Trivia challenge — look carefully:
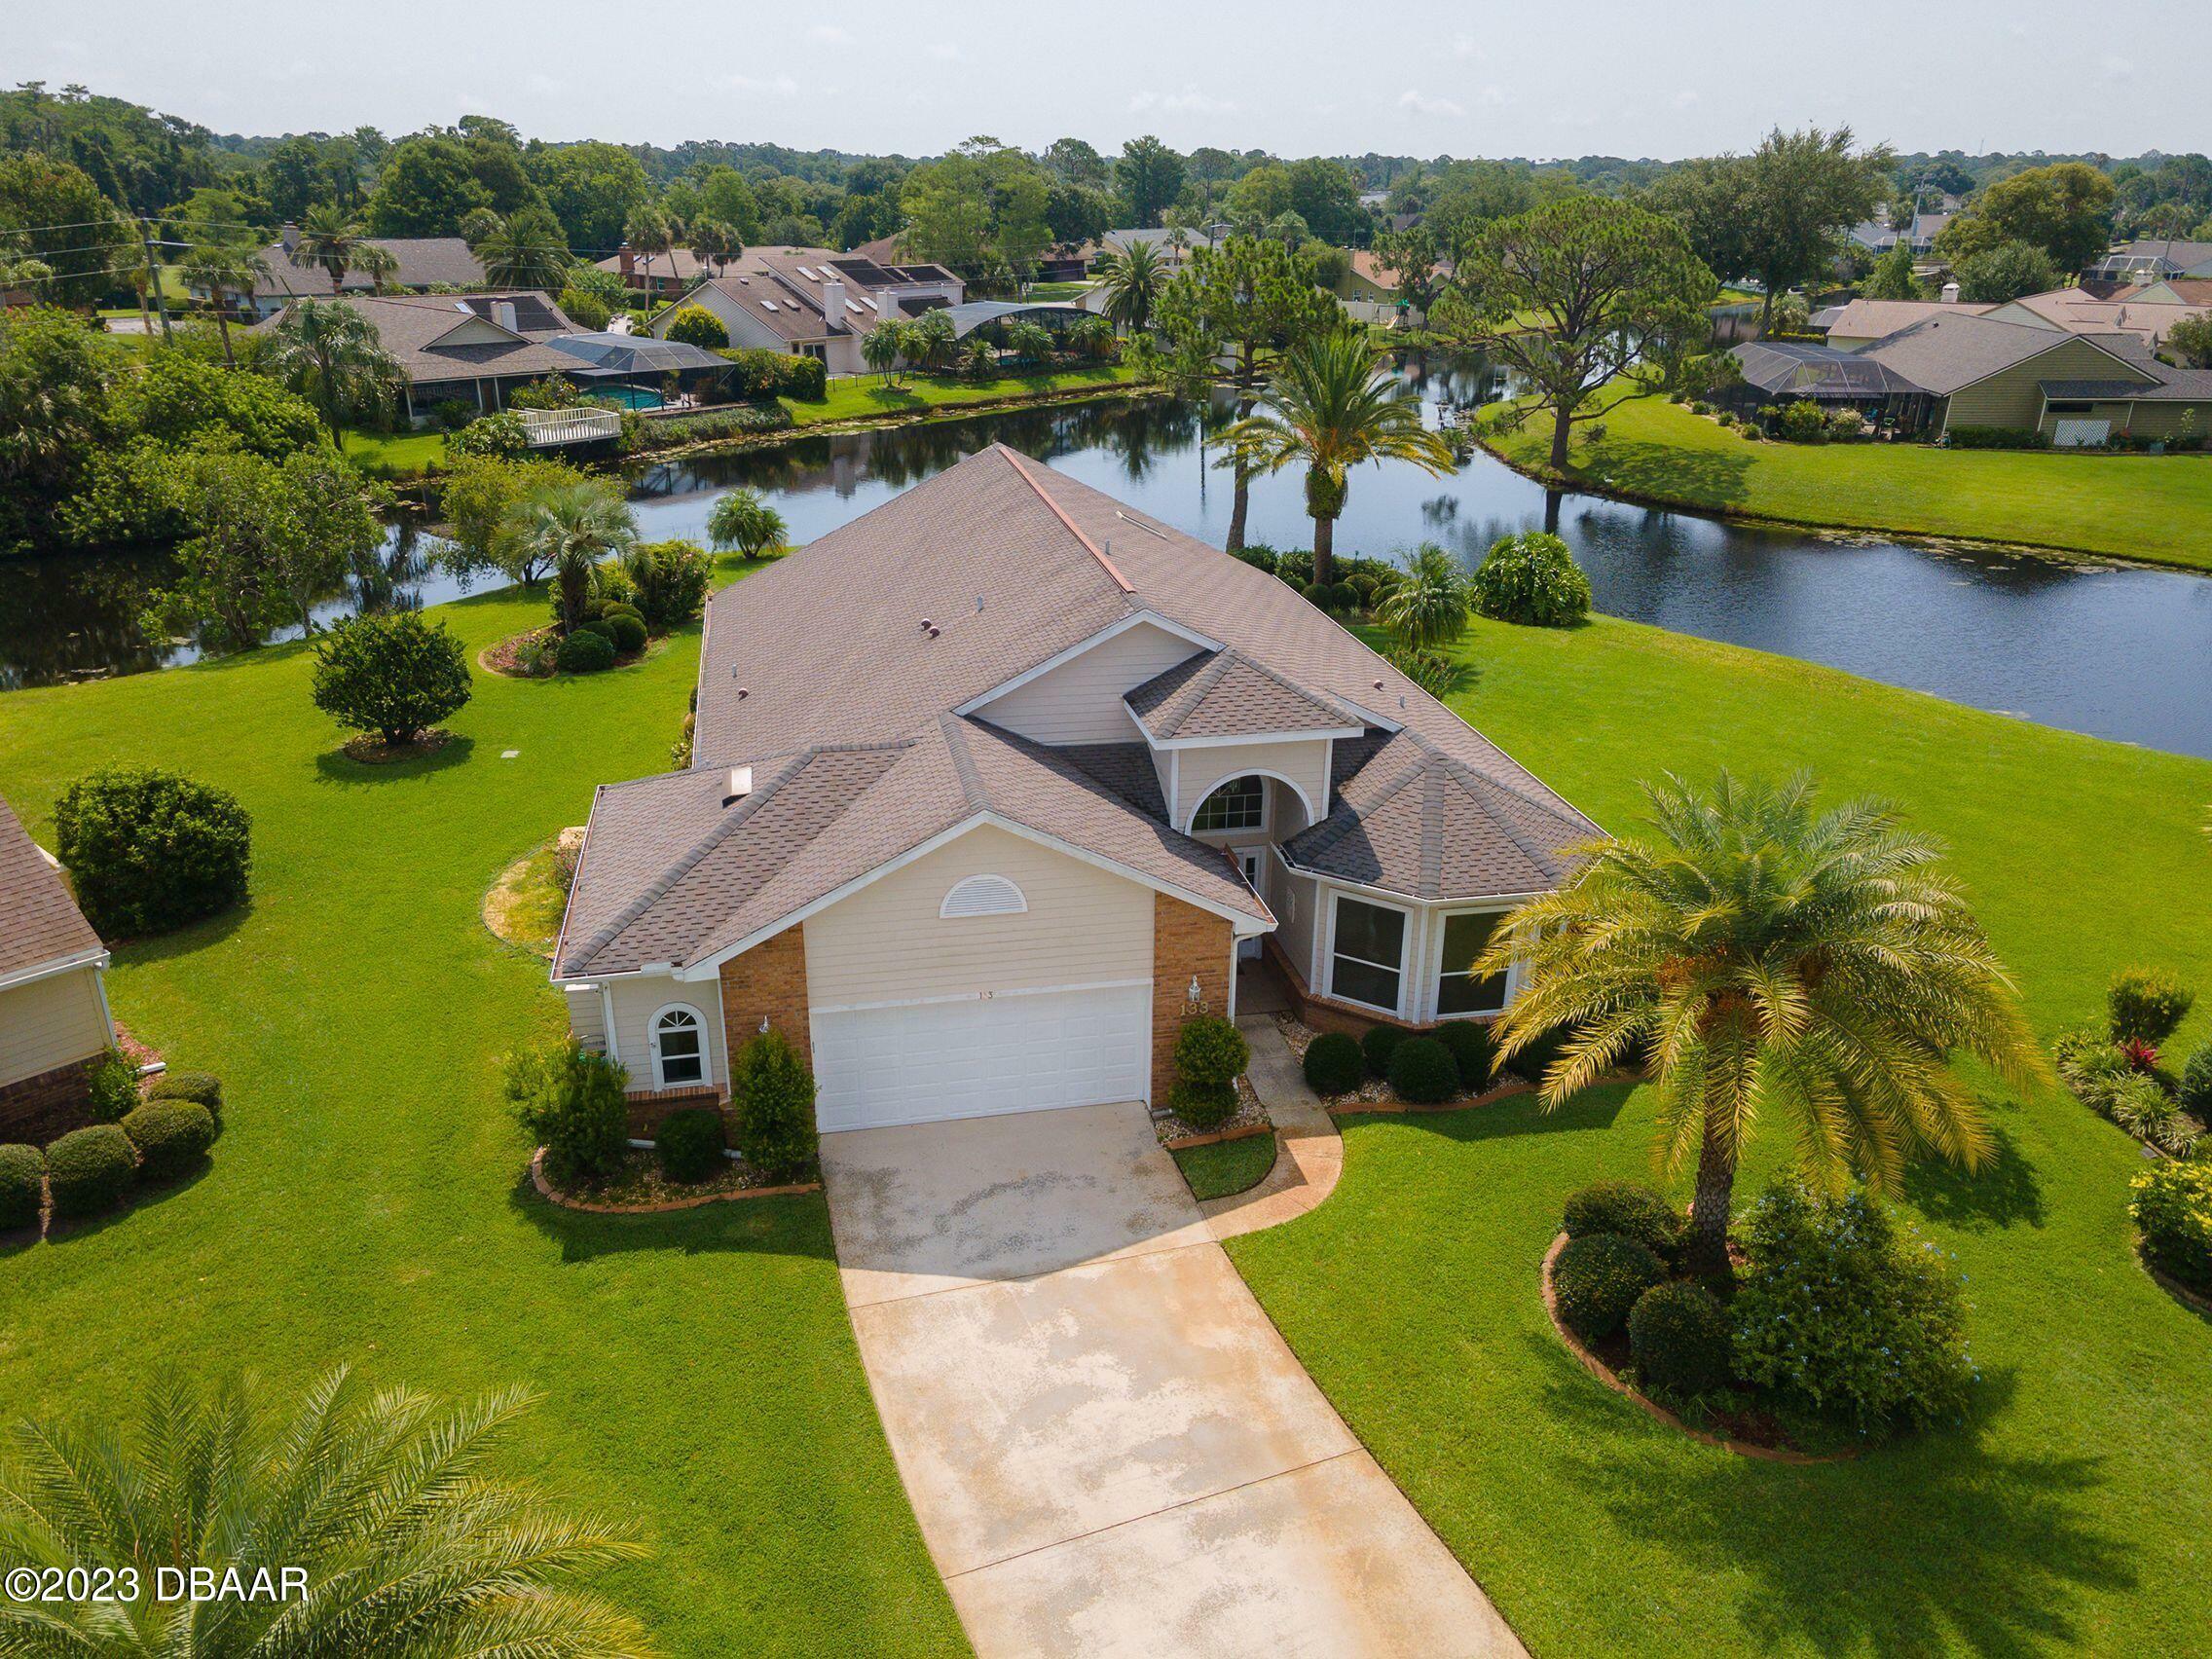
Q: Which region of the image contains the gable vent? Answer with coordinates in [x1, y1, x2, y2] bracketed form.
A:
[940, 873, 1027, 919]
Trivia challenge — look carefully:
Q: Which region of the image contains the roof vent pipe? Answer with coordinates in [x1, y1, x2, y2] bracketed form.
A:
[721, 765, 754, 808]
[1939, 280, 1961, 305]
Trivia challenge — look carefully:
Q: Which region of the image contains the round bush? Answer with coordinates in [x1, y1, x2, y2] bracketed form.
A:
[311, 610, 473, 747]
[1388, 1037, 1459, 1105]
[2178, 1044, 2212, 1120]
[1470, 532, 1592, 628]
[1563, 1180, 1684, 1261]
[1439, 1020, 1494, 1089]
[1168, 1079, 1238, 1130]
[1175, 1014, 1249, 1090]
[44, 1124, 136, 1220]
[1551, 1231, 1666, 1343]
[1628, 1281, 1734, 1398]
[576, 618, 616, 643]
[147, 1071, 222, 1114]
[605, 613, 648, 656]
[2131, 1159, 2212, 1289]
[557, 630, 616, 674]
[1303, 1031, 1364, 1095]
[1507, 1023, 1572, 1088]
[85, 1049, 140, 1123]
[120, 1100, 216, 1179]
[664, 304, 729, 349]
[54, 767, 251, 938]
[1360, 1023, 1405, 1080]
[600, 601, 646, 627]
[655, 1106, 726, 1184]
[2109, 968, 2193, 1046]
[0, 1144, 43, 1231]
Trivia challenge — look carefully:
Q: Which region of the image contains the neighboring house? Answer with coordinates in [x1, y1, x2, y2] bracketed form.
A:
[551, 446, 1600, 1136]
[2116, 276, 2212, 307]
[1334, 249, 1446, 326]
[1982, 287, 2212, 354]
[2084, 240, 2212, 286]
[199, 225, 485, 318]
[1817, 298, 1994, 351]
[1845, 211, 1953, 257]
[597, 244, 727, 297]
[646, 247, 964, 373]
[0, 795, 118, 1144]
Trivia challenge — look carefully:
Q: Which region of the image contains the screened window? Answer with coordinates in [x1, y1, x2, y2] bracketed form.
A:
[1437, 911, 1510, 1015]
[1193, 775, 1265, 833]
[650, 1005, 707, 1088]
[1331, 898, 1405, 1012]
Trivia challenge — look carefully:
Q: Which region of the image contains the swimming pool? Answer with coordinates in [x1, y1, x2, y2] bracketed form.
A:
[585, 386, 663, 411]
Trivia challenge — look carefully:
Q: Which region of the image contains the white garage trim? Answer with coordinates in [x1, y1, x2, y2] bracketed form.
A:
[812, 977, 1153, 1016]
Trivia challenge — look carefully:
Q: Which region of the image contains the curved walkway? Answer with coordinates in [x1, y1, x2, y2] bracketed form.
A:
[1199, 1014, 1344, 1239]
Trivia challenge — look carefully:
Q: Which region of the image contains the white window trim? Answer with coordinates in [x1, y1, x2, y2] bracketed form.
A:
[940, 873, 1029, 918]
[1431, 907, 1518, 1021]
[1325, 891, 1413, 1016]
[1190, 775, 1268, 835]
[647, 1002, 712, 1091]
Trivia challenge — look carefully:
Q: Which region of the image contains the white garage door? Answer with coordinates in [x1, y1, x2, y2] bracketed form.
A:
[812, 982, 1150, 1132]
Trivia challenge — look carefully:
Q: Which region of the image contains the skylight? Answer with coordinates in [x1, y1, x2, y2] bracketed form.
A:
[760, 299, 779, 312]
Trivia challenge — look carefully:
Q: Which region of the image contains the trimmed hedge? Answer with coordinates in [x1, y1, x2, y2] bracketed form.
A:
[54, 767, 252, 938]
[1171, 1014, 1249, 1128]
[121, 1100, 216, 1179]
[86, 1050, 140, 1123]
[1303, 1031, 1364, 1095]
[1507, 1024, 1573, 1088]
[605, 613, 648, 655]
[147, 1072, 222, 1113]
[732, 1030, 817, 1180]
[44, 1124, 136, 1220]
[0, 1144, 42, 1231]
[1552, 1231, 1667, 1342]
[1438, 1020, 1493, 1089]
[1628, 1280, 1735, 1398]
[1563, 1180, 1684, 1262]
[1168, 1080, 1237, 1130]
[557, 630, 616, 674]
[1388, 1037, 1459, 1105]
[656, 1106, 726, 1184]
[1470, 532, 1591, 628]
[1359, 1022, 1404, 1080]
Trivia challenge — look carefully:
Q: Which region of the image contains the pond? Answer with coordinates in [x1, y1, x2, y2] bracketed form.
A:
[7, 369, 2212, 761]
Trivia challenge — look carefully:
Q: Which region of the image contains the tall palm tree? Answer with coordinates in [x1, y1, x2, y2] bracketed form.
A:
[861, 319, 903, 385]
[1375, 542, 1472, 648]
[1476, 771, 2048, 1278]
[264, 298, 405, 438]
[689, 216, 740, 277]
[1092, 239, 1165, 334]
[354, 241, 401, 295]
[179, 240, 271, 367]
[1219, 327, 1455, 584]
[624, 204, 676, 323]
[477, 216, 570, 291]
[505, 480, 640, 630]
[706, 487, 787, 561]
[0, 1366, 650, 1658]
[294, 203, 367, 293]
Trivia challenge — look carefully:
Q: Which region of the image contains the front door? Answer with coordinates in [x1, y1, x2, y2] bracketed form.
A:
[1234, 849, 1265, 960]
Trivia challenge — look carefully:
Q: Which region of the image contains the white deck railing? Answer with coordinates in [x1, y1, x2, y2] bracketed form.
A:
[517, 407, 624, 447]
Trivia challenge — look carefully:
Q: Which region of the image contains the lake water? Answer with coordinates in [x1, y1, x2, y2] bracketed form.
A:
[7, 370, 2212, 760]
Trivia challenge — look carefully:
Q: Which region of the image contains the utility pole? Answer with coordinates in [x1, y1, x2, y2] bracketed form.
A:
[138, 218, 173, 343]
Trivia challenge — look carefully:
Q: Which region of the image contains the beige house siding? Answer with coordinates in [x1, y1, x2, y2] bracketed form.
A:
[803, 825, 1153, 1009]
[1944, 338, 2151, 431]
[598, 976, 730, 1092]
[0, 968, 111, 1088]
[1272, 862, 1320, 988]
[984, 621, 1202, 745]
[1175, 739, 1331, 832]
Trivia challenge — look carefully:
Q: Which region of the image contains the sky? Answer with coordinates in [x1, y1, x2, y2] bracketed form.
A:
[18, 0, 2209, 161]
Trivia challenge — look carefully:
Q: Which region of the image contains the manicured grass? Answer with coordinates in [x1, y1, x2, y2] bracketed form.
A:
[341, 425, 451, 480]
[1481, 388, 2212, 570]
[786, 364, 1143, 426]
[1020, 280, 1095, 301]
[0, 561, 965, 1657]
[1229, 614, 2212, 1656]
[1173, 1131, 1278, 1200]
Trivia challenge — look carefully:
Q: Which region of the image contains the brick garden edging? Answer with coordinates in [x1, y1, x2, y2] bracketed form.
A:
[1540, 1232, 1855, 1466]
[529, 1147, 820, 1214]
[1161, 1120, 1273, 1153]
[2139, 1244, 2212, 1317]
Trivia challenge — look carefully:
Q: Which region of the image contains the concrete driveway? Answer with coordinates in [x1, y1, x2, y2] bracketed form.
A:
[821, 1100, 1523, 1658]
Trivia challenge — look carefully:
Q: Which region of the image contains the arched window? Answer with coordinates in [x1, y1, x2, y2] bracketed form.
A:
[649, 1004, 709, 1090]
[940, 873, 1028, 918]
[1192, 775, 1265, 833]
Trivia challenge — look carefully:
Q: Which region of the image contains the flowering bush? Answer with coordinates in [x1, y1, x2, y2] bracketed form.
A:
[1730, 1186, 1973, 1435]
[2120, 1037, 2160, 1073]
[2131, 1159, 2212, 1290]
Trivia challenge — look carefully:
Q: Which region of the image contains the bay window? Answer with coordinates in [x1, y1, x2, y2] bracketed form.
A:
[1330, 897, 1406, 1013]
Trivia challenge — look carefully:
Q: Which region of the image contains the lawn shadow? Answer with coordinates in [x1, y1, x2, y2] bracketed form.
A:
[313, 734, 475, 785]
[111, 903, 252, 968]
[1532, 1336, 2134, 1656]
[505, 1168, 838, 1267]
[36, 1155, 218, 1247]
[1359, 1079, 1637, 1146]
[1576, 438, 1755, 511]
[1901, 1117, 2046, 1233]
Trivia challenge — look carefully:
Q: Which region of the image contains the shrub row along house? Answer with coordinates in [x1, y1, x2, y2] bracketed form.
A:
[0, 796, 119, 1143]
[551, 446, 1597, 1135]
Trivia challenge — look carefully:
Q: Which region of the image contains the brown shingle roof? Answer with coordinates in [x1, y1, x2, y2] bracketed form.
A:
[249, 292, 585, 387]
[252, 237, 485, 299]
[0, 796, 104, 977]
[1125, 648, 1358, 740]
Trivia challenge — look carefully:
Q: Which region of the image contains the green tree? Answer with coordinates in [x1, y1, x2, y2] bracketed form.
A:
[1955, 239, 2062, 303]
[900, 139, 1051, 277]
[312, 609, 473, 746]
[436, 453, 590, 580]
[1644, 156, 1755, 291]
[963, 334, 997, 379]
[688, 215, 741, 276]
[504, 478, 639, 630]
[706, 487, 787, 560]
[1861, 234, 1920, 300]
[0, 305, 115, 554]
[1435, 196, 1714, 473]
[1419, 161, 1541, 268]
[476, 203, 571, 289]
[1282, 157, 1368, 245]
[0, 152, 133, 309]
[623, 202, 675, 317]
[2164, 313, 2212, 369]
[1117, 135, 1186, 227]
[1371, 225, 1442, 313]
[365, 132, 497, 236]
[904, 307, 955, 372]
[862, 318, 904, 384]
[293, 203, 367, 291]
[179, 239, 270, 367]
[264, 298, 405, 438]
[1376, 543, 1472, 648]
[1476, 771, 2047, 1278]
[1093, 238, 1167, 333]
[663, 305, 728, 349]
[1045, 136, 1111, 188]
[1938, 162, 2118, 274]
[0, 1366, 648, 1658]
[526, 139, 653, 251]
[1735, 128, 1894, 328]
[1219, 326, 1455, 583]
[354, 241, 401, 294]
[693, 165, 764, 242]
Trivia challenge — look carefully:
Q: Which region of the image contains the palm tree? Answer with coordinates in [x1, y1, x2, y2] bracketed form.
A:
[964, 334, 998, 380]
[354, 241, 401, 295]
[180, 240, 270, 367]
[861, 319, 903, 385]
[1007, 320, 1053, 368]
[624, 203, 676, 323]
[1375, 542, 1472, 648]
[0, 1366, 649, 1658]
[1070, 313, 1118, 361]
[264, 299, 405, 439]
[503, 480, 639, 631]
[1093, 239, 1165, 334]
[1476, 771, 2048, 1278]
[1219, 327, 1456, 585]
[689, 216, 740, 277]
[294, 203, 366, 292]
[905, 308, 955, 373]
[477, 217, 570, 291]
[706, 487, 787, 562]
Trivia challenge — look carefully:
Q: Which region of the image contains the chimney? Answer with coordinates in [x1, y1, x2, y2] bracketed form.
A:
[1939, 280, 1961, 305]
[821, 276, 847, 330]
[617, 243, 635, 280]
[280, 221, 299, 254]
[494, 299, 519, 333]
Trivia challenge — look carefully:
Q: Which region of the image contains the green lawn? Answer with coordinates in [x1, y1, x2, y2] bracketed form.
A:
[0, 565, 964, 1658]
[1020, 281, 1095, 301]
[341, 426, 450, 480]
[1482, 389, 2212, 570]
[1172, 1130, 1278, 1200]
[787, 364, 1143, 426]
[1228, 614, 2212, 1656]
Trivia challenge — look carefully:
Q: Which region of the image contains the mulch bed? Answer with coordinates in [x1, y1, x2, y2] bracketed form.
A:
[1273, 1011, 1587, 1115]
[340, 729, 453, 765]
[530, 1146, 819, 1213]
[479, 627, 558, 679]
[2139, 1244, 2212, 1318]
[1153, 1074, 1271, 1148]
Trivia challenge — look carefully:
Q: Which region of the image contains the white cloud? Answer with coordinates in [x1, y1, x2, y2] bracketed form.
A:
[927, 42, 962, 62]
[1397, 89, 1465, 119]
[1451, 32, 1483, 59]
[808, 23, 851, 45]
[1127, 86, 1238, 114]
[727, 72, 799, 96]
[1673, 90, 1699, 108]
[2100, 54, 2135, 80]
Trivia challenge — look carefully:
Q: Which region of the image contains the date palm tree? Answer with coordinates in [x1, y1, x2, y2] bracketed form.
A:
[964, 334, 998, 380]
[1092, 238, 1165, 334]
[1375, 542, 1472, 648]
[354, 241, 401, 295]
[264, 298, 406, 439]
[1070, 313, 1117, 361]
[688, 216, 740, 277]
[861, 318, 904, 385]
[180, 240, 271, 367]
[1476, 770, 2048, 1278]
[1218, 326, 1455, 585]
[624, 203, 676, 323]
[706, 487, 787, 562]
[477, 216, 570, 292]
[0, 1366, 650, 1658]
[294, 203, 367, 292]
[503, 480, 639, 631]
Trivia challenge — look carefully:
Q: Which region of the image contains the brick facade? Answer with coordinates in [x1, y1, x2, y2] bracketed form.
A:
[622, 1085, 724, 1140]
[1264, 934, 1431, 1037]
[1153, 894, 1233, 1105]
[718, 923, 813, 1077]
[0, 1058, 95, 1146]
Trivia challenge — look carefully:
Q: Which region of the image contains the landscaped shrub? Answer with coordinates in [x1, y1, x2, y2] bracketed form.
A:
[505, 1039, 629, 1188]
[0, 1145, 42, 1231]
[1470, 533, 1591, 628]
[54, 768, 252, 938]
[1825, 408, 1866, 442]
[1167, 1081, 1238, 1130]
[1729, 1186, 1973, 1434]
[1506, 1023, 1573, 1089]
[1360, 1023, 1405, 1079]
[120, 1099, 217, 1179]
[2107, 1072, 2197, 1155]
[1629, 1280, 1734, 1398]
[556, 629, 615, 674]
[1775, 400, 1829, 443]
[1563, 1180, 1683, 1262]
[2130, 1158, 2212, 1290]
[1303, 1031, 1364, 1095]
[1551, 1231, 1667, 1343]
[2109, 969, 2193, 1046]
[1276, 550, 1314, 586]
[1171, 1014, 1249, 1128]
[44, 1124, 136, 1220]
[731, 1030, 817, 1180]
[446, 411, 527, 458]
[1946, 425, 2046, 450]
[655, 1106, 726, 1183]
[2178, 1045, 2212, 1120]
[575, 617, 616, 643]
[715, 346, 826, 400]
[1388, 1037, 1459, 1104]
[311, 611, 473, 748]
[85, 1049, 140, 1123]
[1382, 639, 1456, 697]
[146, 1071, 222, 1113]
[1232, 545, 1278, 573]
[605, 613, 648, 656]
[1438, 1019, 1493, 1089]
[621, 539, 712, 629]
[663, 305, 729, 350]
